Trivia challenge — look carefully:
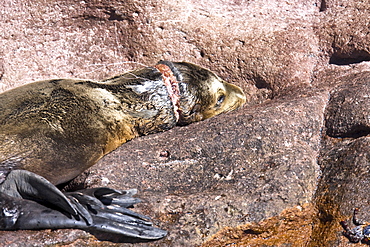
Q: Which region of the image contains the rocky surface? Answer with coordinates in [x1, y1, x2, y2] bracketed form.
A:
[1, 0, 370, 246]
[325, 77, 370, 138]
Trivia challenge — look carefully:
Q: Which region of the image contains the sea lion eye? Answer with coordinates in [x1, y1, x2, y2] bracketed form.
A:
[216, 94, 225, 106]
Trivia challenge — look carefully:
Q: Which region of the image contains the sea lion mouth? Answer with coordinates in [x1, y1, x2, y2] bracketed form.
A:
[154, 63, 181, 122]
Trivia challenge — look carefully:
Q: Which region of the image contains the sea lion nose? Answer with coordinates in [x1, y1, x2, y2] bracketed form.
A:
[236, 89, 247, 105]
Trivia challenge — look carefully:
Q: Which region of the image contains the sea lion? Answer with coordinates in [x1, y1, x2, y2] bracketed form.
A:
[0, 61, 246, 240]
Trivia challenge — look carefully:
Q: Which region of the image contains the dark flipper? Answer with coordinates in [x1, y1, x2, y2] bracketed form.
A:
[0, 170, 92, 224]
[0, 170, 167, 240]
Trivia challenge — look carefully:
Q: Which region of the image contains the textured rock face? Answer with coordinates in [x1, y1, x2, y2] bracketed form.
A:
[1, 0, 370, 246]
[325, 78, 370, 138]
[311, 137, 370, 246]
[310, 75, 370, 247]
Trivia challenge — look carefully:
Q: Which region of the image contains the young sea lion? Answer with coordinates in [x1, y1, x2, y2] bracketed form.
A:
[0, 61, 246, 240]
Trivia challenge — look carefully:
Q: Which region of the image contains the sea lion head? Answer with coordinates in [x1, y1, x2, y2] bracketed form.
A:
[156, 61, 246, 125]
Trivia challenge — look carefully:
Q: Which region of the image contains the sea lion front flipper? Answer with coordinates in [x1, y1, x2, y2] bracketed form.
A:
[0, 170, 92, 224]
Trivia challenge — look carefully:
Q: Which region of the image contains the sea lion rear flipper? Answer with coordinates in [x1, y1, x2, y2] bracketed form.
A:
[0, 170, 167, 240]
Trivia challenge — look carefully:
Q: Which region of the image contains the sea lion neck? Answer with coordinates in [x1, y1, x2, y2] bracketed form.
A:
[98, 66, 180, 134]
[154, 64, 181, 122]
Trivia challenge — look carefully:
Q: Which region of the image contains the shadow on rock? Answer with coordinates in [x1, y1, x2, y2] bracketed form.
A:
[89, 230, 162, 244]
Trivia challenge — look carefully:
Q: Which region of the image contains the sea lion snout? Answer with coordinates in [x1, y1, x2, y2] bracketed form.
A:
[157, 61, 246, 125]
[221, 80, 247, 112]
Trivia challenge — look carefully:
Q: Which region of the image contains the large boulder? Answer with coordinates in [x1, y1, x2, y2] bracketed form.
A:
[1, 0, 370, 246]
